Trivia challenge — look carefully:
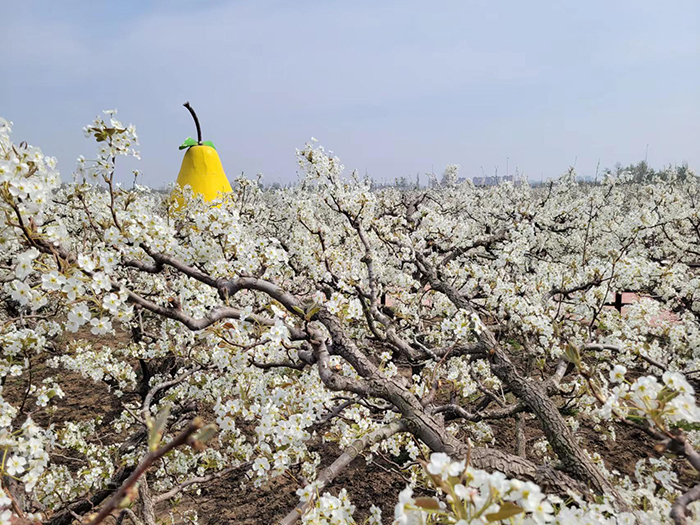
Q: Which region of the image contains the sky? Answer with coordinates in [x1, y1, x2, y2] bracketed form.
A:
[2, 0, 699, 187]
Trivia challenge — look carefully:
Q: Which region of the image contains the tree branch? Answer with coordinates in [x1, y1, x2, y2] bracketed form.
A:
[86, 418, 204, 525]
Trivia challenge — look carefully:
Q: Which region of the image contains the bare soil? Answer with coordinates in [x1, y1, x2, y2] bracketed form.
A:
[169, 447, 406, 524]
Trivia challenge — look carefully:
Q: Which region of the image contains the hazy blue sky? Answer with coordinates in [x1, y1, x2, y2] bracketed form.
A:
[2, 0, 698, 186]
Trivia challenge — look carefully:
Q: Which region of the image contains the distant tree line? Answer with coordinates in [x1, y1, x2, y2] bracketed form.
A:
[605, 160, 693, 183]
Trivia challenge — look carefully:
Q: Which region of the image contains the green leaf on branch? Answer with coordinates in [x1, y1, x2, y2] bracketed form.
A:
[305, 305, 321, 320]
[564, 343, 582, 368]
[148, 405, 171, 451]
[413, 497, 440, 510]
[486, 502, 524, 521]
[192, 424, 218, 447]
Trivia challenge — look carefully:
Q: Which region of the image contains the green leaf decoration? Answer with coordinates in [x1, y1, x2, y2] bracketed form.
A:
[179, 137, 198, 150]
[178, 138, 217, 150]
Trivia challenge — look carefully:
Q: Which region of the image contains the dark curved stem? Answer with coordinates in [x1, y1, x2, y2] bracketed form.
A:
[183, 101, 202, 144]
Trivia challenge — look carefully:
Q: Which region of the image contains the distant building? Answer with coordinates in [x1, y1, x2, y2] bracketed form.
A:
[472, 175, 514, 186]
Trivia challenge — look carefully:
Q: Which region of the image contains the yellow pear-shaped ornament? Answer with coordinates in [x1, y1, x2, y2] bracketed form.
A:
[173, 102, 232, 207]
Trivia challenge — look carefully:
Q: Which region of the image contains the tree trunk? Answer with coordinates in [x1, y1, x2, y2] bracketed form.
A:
[419, 260, 628, 508]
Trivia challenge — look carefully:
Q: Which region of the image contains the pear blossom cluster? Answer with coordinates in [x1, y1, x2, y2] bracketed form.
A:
[295, 481, 385, 525]
[76, 109, 140, 184]
[296, 487, 358, 524]
[600, 368, 700, 425]
[393, 453, 643, 524]
[440, 309, 483, 340]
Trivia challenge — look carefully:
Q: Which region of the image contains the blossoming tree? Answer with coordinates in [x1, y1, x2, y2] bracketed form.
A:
[2, 112, 700, 524]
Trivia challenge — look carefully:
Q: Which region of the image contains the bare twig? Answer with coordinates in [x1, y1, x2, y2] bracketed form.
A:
[432, 402, 525, 422]
[516, 413, 527, 458]
[86, 418, 204, 525]
[138, 478, 156, 525]
[660, 434, 700, 525]
[671, 483, 700, 525]
[153, 464, 250, 504]
[141, 367, 202, 422]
